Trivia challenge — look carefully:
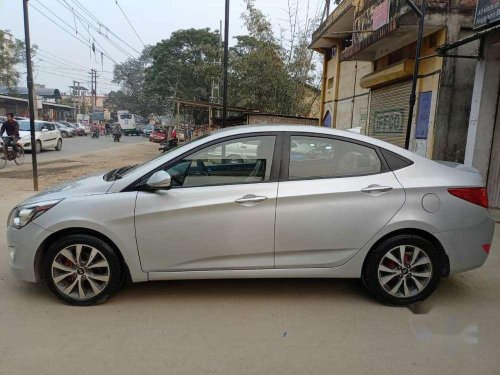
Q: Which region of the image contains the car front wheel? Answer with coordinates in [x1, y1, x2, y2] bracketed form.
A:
[362, 234, 441, 306]
[43, 234, 123, 306]
[35, 140, 42, 154]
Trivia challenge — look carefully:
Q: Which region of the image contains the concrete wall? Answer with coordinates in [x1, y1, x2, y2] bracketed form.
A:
[464, 33, 500, 178]
[329, 60, 372, 130]
[432, 14, 477, 162]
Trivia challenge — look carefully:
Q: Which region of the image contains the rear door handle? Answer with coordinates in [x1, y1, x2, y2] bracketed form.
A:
[361, 185, 393, 194]
[235, 194, 268, 205]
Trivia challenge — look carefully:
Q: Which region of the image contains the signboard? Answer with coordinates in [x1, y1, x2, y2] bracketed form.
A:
[415, 91, 432, 139]
[92, 111, 104, 121]
[373, 110, 404, 133]
[372, 0, 389, 31]
[474, 0, 500, 29]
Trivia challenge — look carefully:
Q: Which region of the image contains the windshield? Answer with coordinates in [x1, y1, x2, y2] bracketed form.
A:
[19, 120, 41, 131]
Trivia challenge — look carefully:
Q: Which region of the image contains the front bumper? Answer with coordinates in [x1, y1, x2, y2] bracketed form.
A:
[435, 215, 495, 274]
[6, 222, 52, 282]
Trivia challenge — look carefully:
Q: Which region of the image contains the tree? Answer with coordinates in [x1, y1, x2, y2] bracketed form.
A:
[228, 35, 294, 114]
[227, 0, 320, 116]
[144, 28, 221, 124]
[0, 30, 28, 92]
[109, 47, 157, 117]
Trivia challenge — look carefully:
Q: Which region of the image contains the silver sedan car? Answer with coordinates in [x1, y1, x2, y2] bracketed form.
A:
[6, 125, 494, 306]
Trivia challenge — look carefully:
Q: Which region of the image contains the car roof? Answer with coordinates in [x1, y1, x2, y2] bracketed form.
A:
[206, 124, 421, 162]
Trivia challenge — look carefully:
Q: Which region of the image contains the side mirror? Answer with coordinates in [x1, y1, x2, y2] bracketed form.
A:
[145, 170, 172, 190]
[42, 128, 48, 133]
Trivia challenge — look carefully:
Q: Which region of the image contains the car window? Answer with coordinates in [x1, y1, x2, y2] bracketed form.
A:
[47, 123, 55, 131]
[19, 120, 42, 131]
[164, 136, 276, 187]
[288, 136, 382, 179]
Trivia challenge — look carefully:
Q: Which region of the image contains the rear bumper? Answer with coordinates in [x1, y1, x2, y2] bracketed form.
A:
[435, 215, 495, 274]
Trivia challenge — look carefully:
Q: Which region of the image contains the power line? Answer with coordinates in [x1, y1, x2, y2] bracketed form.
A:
[69, 0, 142, 55]
[29, 2, 118, 64]
[114, 0, 145, 47]
[56, 0, 137, 59]
[32, 0, 119, 63]
[36, 48, 90, 70]
[34, 68, 118, 89]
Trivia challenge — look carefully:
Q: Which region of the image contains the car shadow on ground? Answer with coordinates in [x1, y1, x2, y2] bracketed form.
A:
[13, 275, 480, 308]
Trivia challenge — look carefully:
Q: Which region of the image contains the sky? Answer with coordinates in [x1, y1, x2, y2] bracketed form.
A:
[1, 0, 324, 95]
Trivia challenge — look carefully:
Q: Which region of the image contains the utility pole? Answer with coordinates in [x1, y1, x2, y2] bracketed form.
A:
[404, 0, 427, 150]
[90, 69, 96, 123]
[72, 80, 80, 120]
[221, 0, 230, 128]
[23, 0, 38, 191]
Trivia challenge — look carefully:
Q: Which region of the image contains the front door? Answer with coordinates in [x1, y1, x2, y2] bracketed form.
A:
[135, 134, 279, 271]
[275, 134, 405, 268]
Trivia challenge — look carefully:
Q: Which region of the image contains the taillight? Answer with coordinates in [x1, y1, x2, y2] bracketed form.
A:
[448, 187, 488, 208]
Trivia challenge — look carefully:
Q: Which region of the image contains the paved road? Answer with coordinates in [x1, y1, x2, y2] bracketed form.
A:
[31, 134, 149, 163]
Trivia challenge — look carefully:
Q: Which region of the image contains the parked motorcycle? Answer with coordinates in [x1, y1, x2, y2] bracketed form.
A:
[159, 138, 178, 153]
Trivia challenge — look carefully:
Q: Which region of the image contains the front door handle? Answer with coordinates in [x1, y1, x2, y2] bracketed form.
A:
[361, 185, 393, 194]
[235, 194, 268, 205]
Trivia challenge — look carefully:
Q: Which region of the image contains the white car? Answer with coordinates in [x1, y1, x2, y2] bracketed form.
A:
[73, 123, 90, 135]
[17, 120, 63, 153]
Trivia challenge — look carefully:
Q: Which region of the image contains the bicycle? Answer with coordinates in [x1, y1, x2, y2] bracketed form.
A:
[0, 136, 25, 169]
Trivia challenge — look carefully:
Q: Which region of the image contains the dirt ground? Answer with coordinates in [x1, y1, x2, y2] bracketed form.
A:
[0, 142, 499, 375]
[0, 140, 159, 192]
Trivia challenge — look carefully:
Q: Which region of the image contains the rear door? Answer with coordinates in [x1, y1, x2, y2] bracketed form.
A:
[45, 123, 58, 146]
[275, 133, 405, 268]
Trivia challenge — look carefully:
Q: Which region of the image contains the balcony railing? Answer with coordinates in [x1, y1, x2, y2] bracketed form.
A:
[311, 0, 354, 43]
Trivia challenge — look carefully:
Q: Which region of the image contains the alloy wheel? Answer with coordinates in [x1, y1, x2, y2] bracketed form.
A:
[51, 244, 110, 300]
[377, 245, 432, 298]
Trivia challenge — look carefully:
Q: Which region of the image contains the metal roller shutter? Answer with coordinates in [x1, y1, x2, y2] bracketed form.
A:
[368, 80, 412, 147]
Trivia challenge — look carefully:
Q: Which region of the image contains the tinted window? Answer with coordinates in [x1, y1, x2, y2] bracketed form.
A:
[289, 136, 381, 179]
[380, 148, 413, 170]
[165, 136, 276, 187]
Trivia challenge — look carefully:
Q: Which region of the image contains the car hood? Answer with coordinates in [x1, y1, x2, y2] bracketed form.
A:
[18, 173, 113, 206]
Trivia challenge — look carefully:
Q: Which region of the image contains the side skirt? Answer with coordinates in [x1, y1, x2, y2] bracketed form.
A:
[148, 267, 360, 281]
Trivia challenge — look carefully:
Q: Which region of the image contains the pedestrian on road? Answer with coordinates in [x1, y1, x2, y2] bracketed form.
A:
[0, 113, 21, 159]
[105, 122, 111, 136]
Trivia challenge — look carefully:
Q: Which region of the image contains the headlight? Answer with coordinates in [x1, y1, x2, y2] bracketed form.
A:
[8, 199, 62, 229]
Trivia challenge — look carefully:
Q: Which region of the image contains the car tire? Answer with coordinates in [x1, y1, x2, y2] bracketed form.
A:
[43, 234, 123, 306]
[61, 131, 67, 138]
[55, 138, 63, 151]
[35, 140, 42, 154]
[361, 234, 441, 306]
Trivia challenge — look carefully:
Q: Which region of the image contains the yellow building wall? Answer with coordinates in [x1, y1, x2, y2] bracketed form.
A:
[412, 29, 445, 158]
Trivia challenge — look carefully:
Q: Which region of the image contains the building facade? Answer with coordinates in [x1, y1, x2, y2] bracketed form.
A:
[311, 0, 478, 161]
[437, 0, 500, 208]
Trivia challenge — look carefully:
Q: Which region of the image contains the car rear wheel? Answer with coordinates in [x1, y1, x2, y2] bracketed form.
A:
[55, 138, 62, 151]
[43, 234, 123, 306]
[361, 234, 441, 306]
[35, 140, 42, 154]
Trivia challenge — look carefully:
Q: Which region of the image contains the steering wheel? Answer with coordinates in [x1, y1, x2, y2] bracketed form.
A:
[196, 159, 209, 176]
